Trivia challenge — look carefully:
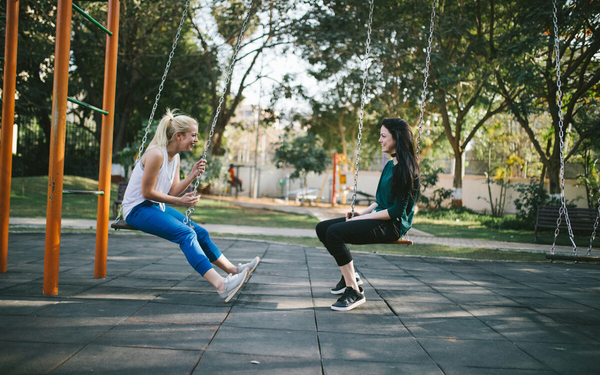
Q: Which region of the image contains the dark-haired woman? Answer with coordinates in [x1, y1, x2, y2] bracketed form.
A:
[316, 118, 420, 311]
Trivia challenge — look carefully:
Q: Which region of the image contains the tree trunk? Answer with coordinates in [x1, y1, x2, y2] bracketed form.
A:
[452, 151, 464, 207]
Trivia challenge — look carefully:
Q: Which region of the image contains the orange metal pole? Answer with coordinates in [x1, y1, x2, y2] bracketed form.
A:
[331, 154, 337, 206]
[0, 0, 20, 273]
[95, 0, 120, 279]
[43, 0, 73, 296]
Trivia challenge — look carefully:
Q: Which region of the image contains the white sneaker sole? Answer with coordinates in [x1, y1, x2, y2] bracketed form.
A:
[239, 257, 261, 276]
[331, 297, 366, 311]
[223, 271, 249, 303]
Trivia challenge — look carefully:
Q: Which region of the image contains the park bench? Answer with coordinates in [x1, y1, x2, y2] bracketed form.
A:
[535, 205, 598, 242]
[112, 181, 128, 219]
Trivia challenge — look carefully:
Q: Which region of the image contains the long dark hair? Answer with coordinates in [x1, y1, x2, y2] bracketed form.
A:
[382, 118, 420, 200]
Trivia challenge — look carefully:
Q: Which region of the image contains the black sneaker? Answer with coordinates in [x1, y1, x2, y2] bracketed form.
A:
[331, 287, 366, 311]
[330, 274, 364, 295]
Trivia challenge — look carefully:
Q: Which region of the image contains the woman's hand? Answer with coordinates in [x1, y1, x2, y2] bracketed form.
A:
[346, 211, 361, 221]
[179, 192, 200, 207]
[190, 159, 207, 177]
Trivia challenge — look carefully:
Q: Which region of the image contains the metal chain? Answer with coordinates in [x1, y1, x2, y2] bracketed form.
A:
[416, 0, 437, 162]
[588, 190, 600, 255]
[114, 0, 191, 224]
[349, 0, 375, 219]
[184, 0, 255, 225]
[550, 0, 577, 255]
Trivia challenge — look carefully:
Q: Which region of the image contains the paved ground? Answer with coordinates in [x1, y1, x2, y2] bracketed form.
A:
[1, 232, 600, 374]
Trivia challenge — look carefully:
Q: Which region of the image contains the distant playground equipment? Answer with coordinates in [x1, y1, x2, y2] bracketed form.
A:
[317, 153, 355, 206]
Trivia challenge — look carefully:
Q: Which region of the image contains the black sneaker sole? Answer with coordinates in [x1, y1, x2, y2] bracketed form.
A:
[331, 297, 366, 311]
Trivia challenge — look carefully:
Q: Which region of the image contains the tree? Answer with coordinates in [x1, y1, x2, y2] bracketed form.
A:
[493, 0, 600, 194]
[273, 132, 329, 206]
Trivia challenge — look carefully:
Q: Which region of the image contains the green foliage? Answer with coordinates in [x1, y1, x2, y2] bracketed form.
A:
[273, 133, 329, 180]
[512, 179, 572, 229]
[418, 159, 454, 209]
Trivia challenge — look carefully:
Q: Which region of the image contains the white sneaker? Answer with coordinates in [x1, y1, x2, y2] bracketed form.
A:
[218, 268, 249, 303]
[237, 256, 260, 276]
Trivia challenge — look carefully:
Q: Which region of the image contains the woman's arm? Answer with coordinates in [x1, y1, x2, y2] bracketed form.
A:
[347, 208, 391, 221]
[140, 149, 198, 207]
[169, 159, 206, 197]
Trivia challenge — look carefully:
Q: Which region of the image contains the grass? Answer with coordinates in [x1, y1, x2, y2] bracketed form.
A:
[209, 233, 549, 262]
[9, 176, 320, 228]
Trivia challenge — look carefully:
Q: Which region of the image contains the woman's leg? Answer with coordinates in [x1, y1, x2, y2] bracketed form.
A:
[316, 217, 346, 248]
[127, 203, 215, 276]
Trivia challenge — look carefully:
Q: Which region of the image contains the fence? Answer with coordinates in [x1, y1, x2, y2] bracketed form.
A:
[10, 116, 101, 179]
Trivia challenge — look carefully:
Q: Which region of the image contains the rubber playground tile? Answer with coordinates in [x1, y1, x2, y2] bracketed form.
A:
[223, 305, 316, 331]
[417, 338, 547, 370]
[440, 292, 521, 306]
[247, 275, 311, 288]
[50, 344, 202, 375]
[515, 342, 600, 375]
[72, 285, 163, 300]
[234, 293, 314, 310]
[461, 305, 553, 322]
[378, 290, 456, 304]
[403, 317, 507, 341]
[153, 291, 225, 307]
[34, 299, 147, 318]
[131, 302, 230, 325]
[441, 366, 556, 375]
[387, 301, 472, 319]
[194, 351, 321, 375]
[101, 276, 180, 290]
[0, 281, 92, 298]
[318, 331, 433, 364]
[207, 326, 320, 359]
[322, 359, 444, 375]
[314, 301, 411, 337]
[94, 320, 219, 350]
[240, 282, 312, 297]
[484, 320, 598, 344]
[0, 316, 120, 344]
[0, 341, 82, 375]
[0, 298, 61, 316]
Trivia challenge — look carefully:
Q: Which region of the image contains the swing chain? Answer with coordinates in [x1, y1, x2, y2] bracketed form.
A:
[416, 0, 437, 161]
[550, 0, 576, 255]
[184, 0, 255, 225]
[350, 0, 375, 218]
[114, 0, 191, 224]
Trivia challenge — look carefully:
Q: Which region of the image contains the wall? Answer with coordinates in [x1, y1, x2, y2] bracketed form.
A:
[230, 164, 588, 215]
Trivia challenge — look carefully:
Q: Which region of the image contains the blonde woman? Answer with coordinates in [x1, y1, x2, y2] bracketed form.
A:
[122, 109, 259, 302]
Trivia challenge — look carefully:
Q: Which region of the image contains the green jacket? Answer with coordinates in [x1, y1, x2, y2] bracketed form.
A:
[373, 160, 416, 237]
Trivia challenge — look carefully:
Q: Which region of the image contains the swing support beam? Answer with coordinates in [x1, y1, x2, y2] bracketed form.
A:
[43, 0, 120, 295]
[0, 0, 20, 273]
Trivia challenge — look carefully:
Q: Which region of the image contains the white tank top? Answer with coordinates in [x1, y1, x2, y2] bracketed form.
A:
[122, 146, 179, 219]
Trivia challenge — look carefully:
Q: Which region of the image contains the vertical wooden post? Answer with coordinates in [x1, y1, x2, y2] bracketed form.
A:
[95, 0, 120, 279]
[0, 0, 20, 273]
[43, 0, 73, 296]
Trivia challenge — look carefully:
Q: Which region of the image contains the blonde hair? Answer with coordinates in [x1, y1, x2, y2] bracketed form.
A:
[148, 108, 198, 148]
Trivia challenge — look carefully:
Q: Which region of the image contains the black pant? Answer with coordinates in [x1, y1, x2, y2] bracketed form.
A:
[315, 217, 403, 266]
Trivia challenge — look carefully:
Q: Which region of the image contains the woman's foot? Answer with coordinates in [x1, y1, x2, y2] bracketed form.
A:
[330, 272, 363, 295]
[218, 268, 249, 303]
[237, 256, 260, 275]
[331, 287, 366, 311]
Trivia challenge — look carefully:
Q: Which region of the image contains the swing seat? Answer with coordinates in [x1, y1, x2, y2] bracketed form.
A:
[388, 238, 413, 245]
[111, 220, 137, 231]
[546, 254, 600, 262]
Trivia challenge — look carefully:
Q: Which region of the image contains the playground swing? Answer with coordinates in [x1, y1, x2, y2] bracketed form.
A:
[347, 0, 437, 246]
[111, 0, 255, 230]
[545, 0, 600, 262]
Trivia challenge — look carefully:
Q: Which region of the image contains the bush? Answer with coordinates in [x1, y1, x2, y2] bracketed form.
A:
[512, 179, 566, 229]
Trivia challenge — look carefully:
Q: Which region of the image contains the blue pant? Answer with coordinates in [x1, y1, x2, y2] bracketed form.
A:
[126, 201, 222, 275]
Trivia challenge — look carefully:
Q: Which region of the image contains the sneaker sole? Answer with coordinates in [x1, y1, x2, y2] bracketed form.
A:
[331, 297, 366, 311]
[248, 257, 260, 275]
[224, 270, 249, 303]
[330, 279, 364, 295]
